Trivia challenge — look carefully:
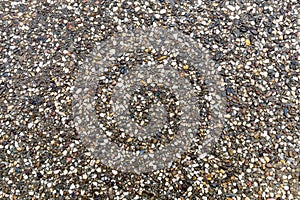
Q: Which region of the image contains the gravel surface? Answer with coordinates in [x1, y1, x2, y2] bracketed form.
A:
[0, 0, 299, 199]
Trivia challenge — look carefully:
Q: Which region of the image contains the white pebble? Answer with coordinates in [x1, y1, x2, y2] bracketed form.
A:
[227, 5, 235, 11]
[112, 170, 118, 175]
[160, 9, 166, 14]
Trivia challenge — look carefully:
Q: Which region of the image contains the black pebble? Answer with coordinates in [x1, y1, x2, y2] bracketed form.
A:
[239, 25, 248, 32]
[120, 66, 127, 74]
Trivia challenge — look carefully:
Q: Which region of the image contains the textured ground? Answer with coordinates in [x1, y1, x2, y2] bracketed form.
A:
[0, 0, 299, 199]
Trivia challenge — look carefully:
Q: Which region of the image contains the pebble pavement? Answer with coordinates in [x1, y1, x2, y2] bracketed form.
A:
[0, 0, 299, 199]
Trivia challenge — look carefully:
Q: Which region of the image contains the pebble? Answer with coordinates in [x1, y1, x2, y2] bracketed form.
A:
[112, 170, 118, 175]
[264, 156, 270, 163]
[227, 5, 236, 12]
[245, 38, 251, 46]
[82, 174, 88, 180]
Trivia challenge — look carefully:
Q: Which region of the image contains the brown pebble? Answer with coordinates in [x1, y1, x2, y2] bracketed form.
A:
[242, 108, 246, 115]
[265, 91, 272, 97]
[266, 163, 273, 168]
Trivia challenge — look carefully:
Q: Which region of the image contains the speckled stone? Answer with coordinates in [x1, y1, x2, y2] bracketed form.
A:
[0, 0, 299, 199]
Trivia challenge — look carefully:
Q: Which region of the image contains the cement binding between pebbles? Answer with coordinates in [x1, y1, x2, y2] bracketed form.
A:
[0, 0, 299, 199]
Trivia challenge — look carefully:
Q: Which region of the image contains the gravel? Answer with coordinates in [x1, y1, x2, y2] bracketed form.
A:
[0, 0, 299, 199]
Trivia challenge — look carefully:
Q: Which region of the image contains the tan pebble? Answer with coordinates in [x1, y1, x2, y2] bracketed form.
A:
[228, 149, 234, 156]
[156, 55, 167, 61]
[280, 159, 286, 165]
[245, 38, 251, 46]
[7, 105, 14, 111]
[17, 147, 23, 151]
[82, 174, 88, 179]
[264, 156, 270, 163]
